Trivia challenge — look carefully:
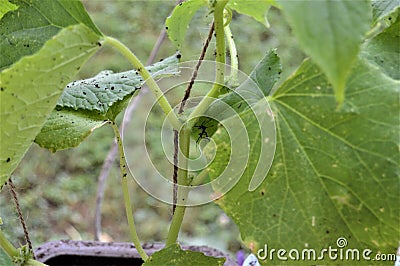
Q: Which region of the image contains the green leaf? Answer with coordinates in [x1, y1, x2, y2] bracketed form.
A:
[209, 57, 399, 263]
[361, 11, 400, 80]
[34, 109, 107, 152]
[0, 24, 101, 188]
[0, 0, 101, 70]
[57, 54, 180, 115]
[227, 0, 274, 27]
[142, 244, 225, 266]
[35, 54, 180, 152]
[166, 0, 207, 49]
[371, 0, 400, 23]
[0, 0, 18, 20]
[278, 0, 372, 105]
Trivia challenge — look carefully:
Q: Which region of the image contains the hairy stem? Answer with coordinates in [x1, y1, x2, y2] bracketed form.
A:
[104, 36, 181, 130]
[172, 21, 215, 213]
[187, 0, 228, 126]
[110, 121, 148, 261]
[166, 127, 191, 246]
[8, 178, 34, 258]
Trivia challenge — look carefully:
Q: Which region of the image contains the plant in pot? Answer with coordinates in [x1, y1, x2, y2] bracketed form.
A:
[0, 0, 399, 265]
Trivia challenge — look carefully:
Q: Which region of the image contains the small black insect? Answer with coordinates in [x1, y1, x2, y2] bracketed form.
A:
[193, 119, 214, 143]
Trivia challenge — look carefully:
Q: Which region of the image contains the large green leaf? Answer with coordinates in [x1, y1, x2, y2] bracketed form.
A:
[35, 54, 180, 152]
[165, 0, 207, 49]
[227, 0, 275, 27]
[361, 11, 400, 80]
[0, 24, 102, 188]
[142, 244, 225, 266]
[278, 0, 372, 106]
[0, 0, 101, 70]
[207, 56, 399, 264]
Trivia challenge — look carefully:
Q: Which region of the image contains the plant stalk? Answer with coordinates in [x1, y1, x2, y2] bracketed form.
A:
[0, 229, 18, 258]
[165, 127, 191, 246]
[104, 36, 181, 131]
[224, 24, 238, 87]
[187, 0, 228, 127]
[110, 121, 148, 261]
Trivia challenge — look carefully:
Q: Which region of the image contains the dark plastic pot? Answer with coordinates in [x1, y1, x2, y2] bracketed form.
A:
[35, 240, 237, 266]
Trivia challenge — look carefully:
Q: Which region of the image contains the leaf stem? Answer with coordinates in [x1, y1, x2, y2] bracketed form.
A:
[165, 127, 191, 246]
[0, 229, 18, 258]
[187, 0, 228, 127]
[224, 23, 239, 87]
[104, 36, 181, 130]
[110, 121, 148, 261]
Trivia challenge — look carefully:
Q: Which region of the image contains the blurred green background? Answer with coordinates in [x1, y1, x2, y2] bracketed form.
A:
[0, 0, 304, 256]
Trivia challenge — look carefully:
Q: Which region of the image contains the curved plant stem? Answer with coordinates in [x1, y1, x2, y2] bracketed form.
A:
[110, 121, 148, 261]
[224, 24, 239, 87]
[187, 0, 229, 127]
[104, 36, 181, 131]
[0, 229, 18, 258]
[165, 127, 191, 246]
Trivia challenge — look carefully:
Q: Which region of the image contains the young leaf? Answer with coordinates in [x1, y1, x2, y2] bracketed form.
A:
[142, 244, 225, 266]
[207, 57, 399, 262]
[165, 0, 207, 49]
[361, 12, 400, 80]
[227, 0, 275, 27]
[0, 24, 101, 189]
[278, 0, 372, 106]
[0, 0, 101, 70]
[0, 0, 18, 20]
[35, 54, 180, 152]
[371, 0, 400, 23]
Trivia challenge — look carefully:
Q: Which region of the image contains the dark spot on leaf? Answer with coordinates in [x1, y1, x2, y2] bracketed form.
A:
[179, 2, 182, 5]
[97, 42, 102, 46]
[260, 191, 264, 196]
[77, 66, 80, 71]
[268, 67, 271, 71]
[0, 87, 4, 91]
[326, 230, 330, 234]
[6, 158, 11, 163]
[388, 17, 392, 20]
[52, 58, 56, 61]
[111, 86, 114, 90]
[165, 26, 168, 30]
[176, 54, 181, 59]
[83, 92, 86, 95]
[56, 106, 62, 111]
[123, 174, 127, 177]
[95, 84, 100, 88]
[159, 58, 164, 62]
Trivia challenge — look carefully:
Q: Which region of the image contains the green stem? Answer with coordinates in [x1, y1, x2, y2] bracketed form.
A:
[110, 121, 148, 261]
[0, 230, 47, 266]
[165, 127, 191, 246]
[104, 36, 181, 131]
[189, 168, 209, 187]
[224, 23, 239, 87]
[0, 229, 18, 258]
[187, 0, 228, 127]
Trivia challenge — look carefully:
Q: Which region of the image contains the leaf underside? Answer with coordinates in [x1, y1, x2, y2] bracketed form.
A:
[34, 54, 180, 152]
